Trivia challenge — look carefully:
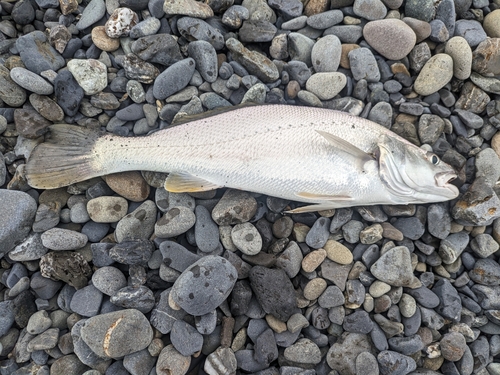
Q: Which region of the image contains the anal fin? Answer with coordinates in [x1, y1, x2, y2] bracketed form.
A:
[285, 203, 338, 214]
[165, 172, 221, 193]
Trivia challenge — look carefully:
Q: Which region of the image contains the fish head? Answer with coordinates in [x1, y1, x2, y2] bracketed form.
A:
[378, 134, 459, 203]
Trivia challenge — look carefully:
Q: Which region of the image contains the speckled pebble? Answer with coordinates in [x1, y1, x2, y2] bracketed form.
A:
[87, 196, 128, 223]
[41, 228, 88, 251]
[231, 222, 262, 255]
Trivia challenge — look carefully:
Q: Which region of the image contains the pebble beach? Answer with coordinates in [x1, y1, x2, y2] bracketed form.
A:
[1, 0, 500, 374]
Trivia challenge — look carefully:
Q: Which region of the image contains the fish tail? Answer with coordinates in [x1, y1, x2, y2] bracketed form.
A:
[26, 125, 107, 189]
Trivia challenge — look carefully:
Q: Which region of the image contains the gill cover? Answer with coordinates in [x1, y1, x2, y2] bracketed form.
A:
[378, 134, 459, 203]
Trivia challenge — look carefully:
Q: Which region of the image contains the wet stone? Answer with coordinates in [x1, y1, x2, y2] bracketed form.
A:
[171, 256, 237, 316]
[470, 259, 500, 286]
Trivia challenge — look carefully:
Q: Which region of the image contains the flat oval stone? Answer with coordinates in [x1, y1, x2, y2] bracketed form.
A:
[87, 196, 128, 223]
[80, 309, 153, 358]
[363, 19, 416, 60]
[445, 36, 472, 80]
[29, 94, 64, 122]
[15, 30, 65, 75]
[231, 222, 262, 255]
[155, 206, 196, 238]
[163, 0, 214, 18]
[414, 53, 453, 96]
[10, 67, 53, 95]
[153, 58, 196, 100]
[171, 255, 237, 316]
[41, 228, 88, 251]
[188, 41, 218, 83]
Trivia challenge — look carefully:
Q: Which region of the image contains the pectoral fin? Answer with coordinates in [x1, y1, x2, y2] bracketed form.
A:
[164, 172, 221, 193]
[316, 130, 373, 162]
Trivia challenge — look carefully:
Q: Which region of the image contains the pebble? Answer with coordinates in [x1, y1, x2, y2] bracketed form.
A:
[440, 332, 467, 361]
[76, 0, 106, 30]
[414, 54, 454, 96]
[484, 9, 500, 38]
[445, 36, 472, 80]
[67, 59, 107, 95]
[153, 58, 196, 100]
[86, 196, 128, 223]
[231, 222, 262, 255]
[105, 7, 138, 38]
[104, 171, 150, 202]
[163, 0, 214, 18]
[363, 19, 416, 60]
[324, 240, 353, 264]
[249, 266, 296, 321]
[16, 31, 65, 75]
[9, 67, 53, 96]
[170, 320, 203, 357]
[306, 216, 331, 248]
[349, 47, 380, 83]
[226, 38, 279, 83]
[40, 228, 88, 251]
[327, 333, 375, 374]
[91, 26, 120, 52]
[129, 17, 161, 38]
[91, 266, 127, 296]
[171, 256, 237, 316]
[305, 72, 346, 100]
[54, 70, 84, 116]
[454, 19, 487, 48]
[80, 309, 153, 358]
[155, 206, 196, 238]
[116, 53, 160, 84]
[370, 246, 415, 287]
[283, 338, 321, 364]
[0, 64, 27, 108]
[311, 35, 341, 73]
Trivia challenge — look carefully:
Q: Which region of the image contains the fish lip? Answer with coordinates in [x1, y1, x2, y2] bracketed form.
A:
[435, 172, 459, 198]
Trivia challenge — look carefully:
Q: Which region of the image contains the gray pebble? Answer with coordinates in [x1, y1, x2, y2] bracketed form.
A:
[377, 350, 416, 375]
[8, 232, 48, 262]
[194, 205, 220, 253]
[129, 17, 161, 38]
[160, 240, 201, 272]
[188, 41, 218, 83]
[306, 217, 331, 249]
[353, 0, 387, 20]
[392, 217, 425, 240]
[470, 259, 500, 286]
[76, 0, 106, 30]
[288, 32, 315, 66]
[370, 246, 415, 287]
[80, 309, 153, 359]
[283, 338, 321, 364]
[177, 17, 224, 50]
[239, 20, 277, 42]
[342, 220, 364, 243]
[110, 285, 155, 313]
[388, 334, 424, 356]
[454, 19, 487, 47]
[343, 310, 373, 334]
[123, 349, 156, 375]
[324, 25, 363, 43]
[40, 228, 88, 251]
[69, 285, 103, 317]
[222, 5, 250, 28]
[171, 255, 237, 316]
[212, 189, 258, 225]
[155, 206, 196, 238]
[427, 203, 451, 239]
[10, 67, 53, 95]
[91, 266, 127, 296]
[355, 352, 379, 375]
[349, 47, 381, 83]
[170, 320, 203, 357]
[153, 58, 196, 100]
[470, 233, 499, 258]
[115, 200, 157, 243]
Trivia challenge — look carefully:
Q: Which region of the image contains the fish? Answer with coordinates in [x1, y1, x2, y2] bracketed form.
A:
[25, 104, 459, 213]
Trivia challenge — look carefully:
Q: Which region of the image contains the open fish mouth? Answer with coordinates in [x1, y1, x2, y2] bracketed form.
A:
[435, 172, 459, 198]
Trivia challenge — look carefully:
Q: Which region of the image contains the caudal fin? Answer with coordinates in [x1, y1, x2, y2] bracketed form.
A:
[26, 125, 105, 189]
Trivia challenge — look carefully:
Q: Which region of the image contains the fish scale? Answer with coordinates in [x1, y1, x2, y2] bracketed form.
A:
[26, 104, 459, 212]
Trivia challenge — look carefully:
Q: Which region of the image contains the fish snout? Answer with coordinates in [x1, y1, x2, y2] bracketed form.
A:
[435, 171, 459, 198]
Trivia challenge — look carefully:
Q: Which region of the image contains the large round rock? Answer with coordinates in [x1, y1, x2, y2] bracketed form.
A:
[171, 255, 237, 316]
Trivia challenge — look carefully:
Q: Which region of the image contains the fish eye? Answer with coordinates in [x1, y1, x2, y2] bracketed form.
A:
[429, 154, 440, 165]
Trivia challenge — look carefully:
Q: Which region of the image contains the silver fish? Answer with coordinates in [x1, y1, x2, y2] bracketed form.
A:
[25, 104, 459, 212]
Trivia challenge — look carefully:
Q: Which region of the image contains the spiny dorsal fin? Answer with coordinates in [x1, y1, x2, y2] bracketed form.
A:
[164, 172, 221, 193]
